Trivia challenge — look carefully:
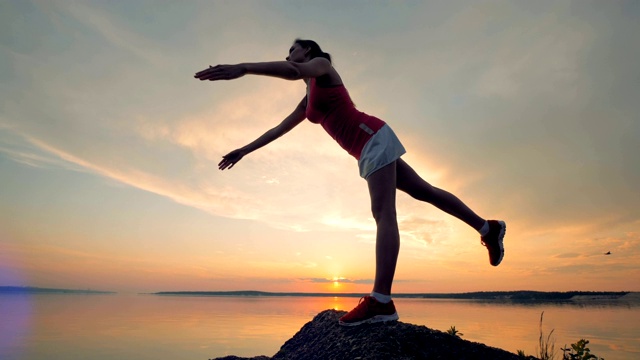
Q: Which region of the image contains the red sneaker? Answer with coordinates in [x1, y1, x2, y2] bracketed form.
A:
[481, 220, 506, 266]
[338, 296, 399, 326]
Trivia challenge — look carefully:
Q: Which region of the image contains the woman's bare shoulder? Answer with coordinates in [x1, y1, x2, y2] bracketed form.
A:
[315, 67, 343, 87]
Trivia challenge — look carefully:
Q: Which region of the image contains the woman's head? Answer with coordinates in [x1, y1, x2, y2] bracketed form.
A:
[287, 39, 332, 63]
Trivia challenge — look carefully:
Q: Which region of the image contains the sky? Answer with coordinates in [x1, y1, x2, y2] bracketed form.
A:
[1, 0, 639, 294]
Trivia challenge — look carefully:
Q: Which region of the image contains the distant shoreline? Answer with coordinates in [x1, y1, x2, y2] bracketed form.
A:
[0, 286, 115, 294]
[2, 287, 637, 302]
[152, 290, 635, 301]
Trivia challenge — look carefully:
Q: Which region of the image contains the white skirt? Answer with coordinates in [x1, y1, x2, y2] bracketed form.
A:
[358, 124, 406, 179]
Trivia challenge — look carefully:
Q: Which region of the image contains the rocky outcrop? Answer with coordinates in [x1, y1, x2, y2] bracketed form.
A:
[212, 309, 525, 360]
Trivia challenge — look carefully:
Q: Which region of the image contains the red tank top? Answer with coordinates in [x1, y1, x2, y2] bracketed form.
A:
[305, 78, 385, 160]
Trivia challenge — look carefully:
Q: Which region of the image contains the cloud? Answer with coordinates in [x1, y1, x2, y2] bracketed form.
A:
[299, 277, 373, 285]
[49, 1, 167, 66]
[297, 277, 419, 285]
[0, 132, 86, 172]
[398, 215, 451, 247]
[553, 253, 582, 259]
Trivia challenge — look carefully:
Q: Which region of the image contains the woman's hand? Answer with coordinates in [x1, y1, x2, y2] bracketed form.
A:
[218, 149, 245, 170]
[195, 64, 246, 81]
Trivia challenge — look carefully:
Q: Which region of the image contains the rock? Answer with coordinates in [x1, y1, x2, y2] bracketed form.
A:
[212, 309, 527, 360]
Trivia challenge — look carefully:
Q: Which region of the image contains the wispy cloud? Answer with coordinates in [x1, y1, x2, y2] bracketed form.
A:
[0, 135, 86, 172]
[553, 253, 582, 259]
[299, 277, 373, 285]
[42, 1, 168, 67]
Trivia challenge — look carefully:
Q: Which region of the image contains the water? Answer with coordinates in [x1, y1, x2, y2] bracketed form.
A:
[1, 293, 639, 360]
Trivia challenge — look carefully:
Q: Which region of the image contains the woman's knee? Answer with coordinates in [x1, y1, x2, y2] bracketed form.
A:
[370, 203, 397, 224]
[396, 160, 435, 202]
[371, 209, 398, 227]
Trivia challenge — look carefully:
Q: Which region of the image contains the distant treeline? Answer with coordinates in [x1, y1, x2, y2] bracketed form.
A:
[399, 291, 630, 300]
[0, 286, 115, 294]
[154, 290, 630, 300]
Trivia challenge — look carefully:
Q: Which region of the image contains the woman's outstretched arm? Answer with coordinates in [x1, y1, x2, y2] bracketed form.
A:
[218, 97, 308, 170]
[195, 58, 331, 82]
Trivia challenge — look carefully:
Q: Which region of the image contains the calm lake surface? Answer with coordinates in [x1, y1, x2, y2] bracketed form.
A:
[1, 293, 639, 360]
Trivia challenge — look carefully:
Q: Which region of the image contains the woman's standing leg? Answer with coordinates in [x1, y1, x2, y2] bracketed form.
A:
[338, 161, 401, 326]
[367, 161, 400, 296]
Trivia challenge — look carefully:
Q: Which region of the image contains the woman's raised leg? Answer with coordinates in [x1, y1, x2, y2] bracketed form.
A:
[395, 158, 506, 266]
[396, 158, 485, 231]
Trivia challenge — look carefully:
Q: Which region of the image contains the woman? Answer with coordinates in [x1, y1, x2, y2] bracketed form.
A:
[195, 39, 506, 326]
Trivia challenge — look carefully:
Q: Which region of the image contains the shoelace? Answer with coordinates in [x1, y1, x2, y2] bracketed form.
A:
[480, 235, 496, 248]
[350, 296, 373, 317]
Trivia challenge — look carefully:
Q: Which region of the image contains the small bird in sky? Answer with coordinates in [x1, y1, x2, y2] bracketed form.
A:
[604, 251, 611, 255]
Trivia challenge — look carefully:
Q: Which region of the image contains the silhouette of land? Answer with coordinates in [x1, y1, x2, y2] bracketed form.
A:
[155, 290, 631, 301]
[0, 286, 115, 294]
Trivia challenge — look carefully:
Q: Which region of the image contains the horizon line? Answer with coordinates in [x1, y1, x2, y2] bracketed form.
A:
[2, 286, 637, 297]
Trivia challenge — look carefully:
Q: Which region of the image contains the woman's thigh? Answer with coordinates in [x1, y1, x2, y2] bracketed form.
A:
[366, 161, 398, 220]
[396, 158, 436, 201]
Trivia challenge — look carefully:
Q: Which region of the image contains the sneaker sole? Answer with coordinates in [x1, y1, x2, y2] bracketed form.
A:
[338, 313, 399, 327]
[493, 220, 506, 266]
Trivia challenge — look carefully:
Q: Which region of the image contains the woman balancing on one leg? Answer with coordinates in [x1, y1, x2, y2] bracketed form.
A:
[195, 39, 506, 327]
